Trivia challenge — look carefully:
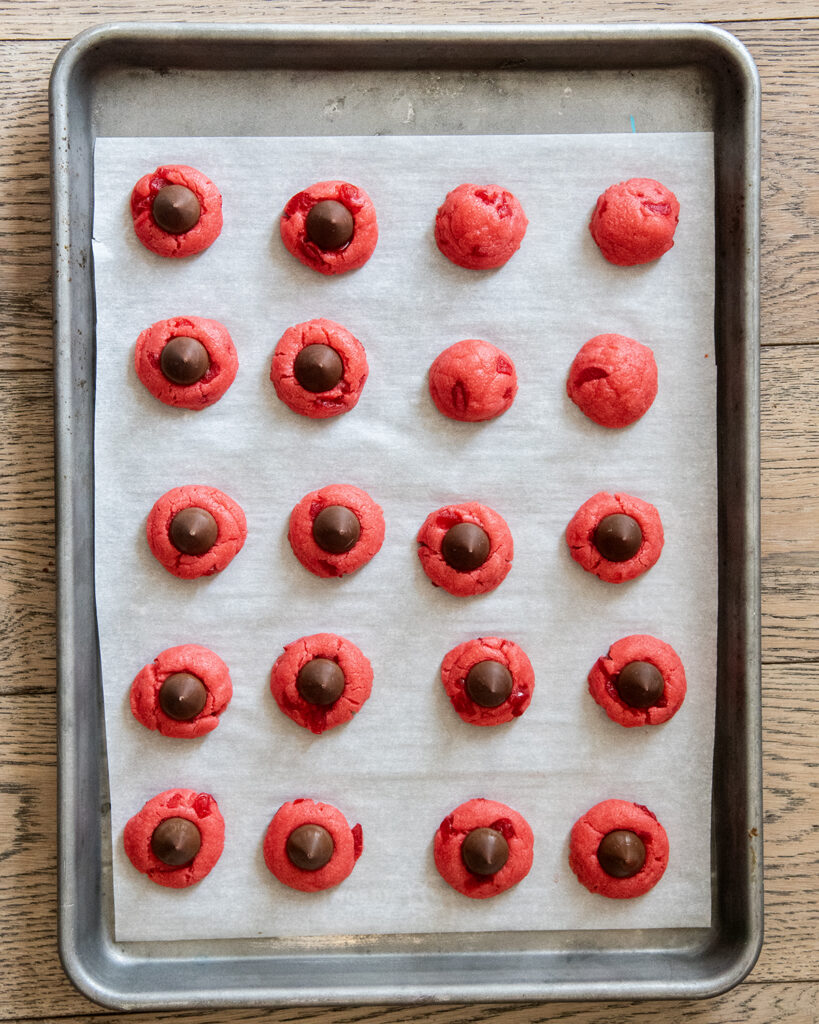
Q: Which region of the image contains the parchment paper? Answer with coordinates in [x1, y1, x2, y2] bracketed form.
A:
[93, 133, 716, 942]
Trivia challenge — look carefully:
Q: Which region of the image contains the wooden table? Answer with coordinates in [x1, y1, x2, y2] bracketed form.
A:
[2, 2, 817, 1021]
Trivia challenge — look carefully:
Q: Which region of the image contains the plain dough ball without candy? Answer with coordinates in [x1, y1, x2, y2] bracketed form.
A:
[567, 333, 657, 428]
[435, 184, 528, 270]
[429, 339, 518, 422]
[589, 178, 680, 266]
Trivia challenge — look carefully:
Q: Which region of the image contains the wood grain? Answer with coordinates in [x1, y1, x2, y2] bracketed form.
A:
[761, 346, 819, 660]
[2, 0, 819, 42]
[0, 42, 57, 372]
[2, 22, 819, 369]
[4, 982, 817, 1024]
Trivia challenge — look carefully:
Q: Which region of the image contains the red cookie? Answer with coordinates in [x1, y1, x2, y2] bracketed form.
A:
[270, 318, 368, 419]
[428, 339, 518, 422]
[123, 788, 225, 888]
[288, 484, 385, 579]
[270, 633, 373, 734]
[263, 798, 363, 892]
[130, 644, 233, 738]
[589, 178, 680, 266]
[433, 798, 534, 899]
[130, 164, 223, 258]
[569, 799, 669, 899]
[279, 180, 378, 275]
[417, 502, 513, 597]
[435, 183, 528, 270]
[565, 491, 663, 584]
[134, 315, 238, 410]
[588, 634, 687, 727]
[146, 484, 247, 580]
[441, 637, 534, 726]
[567, 333, 658, 428]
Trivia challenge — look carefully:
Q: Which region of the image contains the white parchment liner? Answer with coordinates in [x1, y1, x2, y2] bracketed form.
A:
[93, 133, 716, 941]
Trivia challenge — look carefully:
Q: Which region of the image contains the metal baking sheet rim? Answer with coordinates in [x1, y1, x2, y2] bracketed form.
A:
[50, 22, 762, 1009]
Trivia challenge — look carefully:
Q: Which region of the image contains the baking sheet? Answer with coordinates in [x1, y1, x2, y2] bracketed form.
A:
[92, 132, 716, 942]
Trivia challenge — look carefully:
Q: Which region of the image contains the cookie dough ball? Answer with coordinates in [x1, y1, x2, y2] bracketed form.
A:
[589, 178, 680, 266]
[263, 798, 363, 892]
[129, 644, 233, 738]
[130, 164, 223, 258]
[417, 502, 513, 597]
[441, 637, 534, 726]
[429, 339, 518, 422]
[288, 483, 385, 578]
[134, 315, 238, 410]
[569, 799, 669, 898]
[435, 183, 528, 270]
[270, 318, 368, 419]
[270, 633, 373, 734]
[123, 789, 225, 888]
[567, 333, 657, 428]
[279, 180, 378, 275]
[588, 634, 687, 727]
[146, 484, 247, 579]
[565, 492, 663, 584]
[434, 798, 534, 899]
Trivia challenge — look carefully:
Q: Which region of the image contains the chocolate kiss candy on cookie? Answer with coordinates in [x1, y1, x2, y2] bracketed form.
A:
[465, 660, 514, 708]
[305, 200, 355, 250]
[615, 661, 665, 709]
[296, 658, 345, 706]
[151, 817, 202, 866]
[160, 336, 210, 385]
[594, 513, 642, 562]
[597, 830, 646, 878]
[441, 522, 490, 572]
[286, 823, 335, 870]
[312, 505, 361, 554]
[152, 184, 201, 234]
[158, 672, 208, 721]
[461, 827, 510, 875]
[169, 506, 218, 555]
[293, 344, 344, 393]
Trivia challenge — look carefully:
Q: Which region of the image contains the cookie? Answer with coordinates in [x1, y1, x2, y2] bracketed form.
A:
[565, 492, 663, 583]
[270, 633, 373, 734]
[441, 637, 534, 726]
[588, 634, 687, 727]
[263, 798, 363, 892]
[130, 164, 223, 258]
[589, 178, 680, 266]
[146, 484, 247, 579]
[569, 798, 669, 898]
[130, 644, 233, 738]
[417, 502, 513, 597]
[288, 484, 385, 578]
[134, 315, 238, 410]
[123, 788, 225, 888]
[279, 180, 378, 275]
[270, 318, 368, 419]
[567, 333, 658, 428]
[428, 339, 518, 422]
[433, 798, 534, 899]
[435, 183, 528, 270]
